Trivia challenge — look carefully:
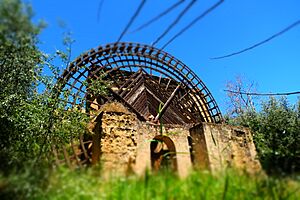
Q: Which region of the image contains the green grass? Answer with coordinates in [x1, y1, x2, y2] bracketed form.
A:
[1, 167, 300, 200]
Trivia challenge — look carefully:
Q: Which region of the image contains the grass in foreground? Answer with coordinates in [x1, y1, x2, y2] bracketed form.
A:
[1, 167, 299, 200]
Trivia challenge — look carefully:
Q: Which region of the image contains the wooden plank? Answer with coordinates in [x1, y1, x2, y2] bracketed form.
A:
[70, 139, 82, 167]
[154, 84, 181, 122]
[63, 146, 72, 169]
[52, 145, 60, 166]
[80, 134, 90, 162]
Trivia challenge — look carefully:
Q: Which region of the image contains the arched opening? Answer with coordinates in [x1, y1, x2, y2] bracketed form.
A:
[187, 136, 195, 164]
[150, 135, 177, 171]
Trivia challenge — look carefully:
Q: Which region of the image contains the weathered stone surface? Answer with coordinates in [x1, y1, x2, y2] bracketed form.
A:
[135, 123, 193, 177]
[91, 102, 262, 177]
[198, 123, 262, 174]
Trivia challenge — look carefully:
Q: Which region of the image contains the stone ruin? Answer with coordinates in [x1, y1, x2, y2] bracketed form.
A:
[52, 42, 261, 176]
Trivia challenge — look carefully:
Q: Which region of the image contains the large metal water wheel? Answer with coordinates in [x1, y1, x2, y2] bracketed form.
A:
[52, 42, 222, 168]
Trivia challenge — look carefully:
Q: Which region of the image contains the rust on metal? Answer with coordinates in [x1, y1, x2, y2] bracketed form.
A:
[52, 42, 223, 168]
[55, 42, 222, 124]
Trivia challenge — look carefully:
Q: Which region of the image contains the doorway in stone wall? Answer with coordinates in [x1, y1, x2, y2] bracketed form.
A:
[187, 136, 195, 165]
[150, 135, 177, 171]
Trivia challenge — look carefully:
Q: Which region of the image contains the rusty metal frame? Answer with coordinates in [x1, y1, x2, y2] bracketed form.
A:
[52, 42, 223, 168]
[55, 42, 222, 123]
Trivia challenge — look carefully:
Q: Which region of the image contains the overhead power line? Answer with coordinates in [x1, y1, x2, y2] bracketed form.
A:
[224, 89, 300, 96]
[117, 0, 146, 42]
[97, 0, 105, 23]
[152, 0, 197, 46]
[131, 0, 185, 34]
[161, 0, 224, 49]
[211, 19, 300, 60]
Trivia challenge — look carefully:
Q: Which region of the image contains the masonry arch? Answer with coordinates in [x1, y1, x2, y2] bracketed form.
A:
[150, 135, 177, 171]
[51, 42, 223, 169]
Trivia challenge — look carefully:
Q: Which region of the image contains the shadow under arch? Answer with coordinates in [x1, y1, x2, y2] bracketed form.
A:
[150, 135, 177, 172]
[187, 135, 195, 165]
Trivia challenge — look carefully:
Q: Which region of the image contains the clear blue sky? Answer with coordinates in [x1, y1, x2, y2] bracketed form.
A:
[30, 0, 300, 113]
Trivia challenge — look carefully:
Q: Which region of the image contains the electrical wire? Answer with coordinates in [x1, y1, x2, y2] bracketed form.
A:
[131, 0, 185, 33]
[161, 0, 224, 49]
[97, 0, 105, 23]
[211, 19, 300, 59]
[117, 0, 146, 42]
[224, 89, 300, 96]
[152, 0, 197, 46]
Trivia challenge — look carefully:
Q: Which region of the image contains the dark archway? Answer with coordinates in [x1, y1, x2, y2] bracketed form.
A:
[150, 135, 177, 171]
[187, 136, 195, 164]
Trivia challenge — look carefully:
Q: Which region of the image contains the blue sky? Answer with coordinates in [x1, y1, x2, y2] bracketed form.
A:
[31, 0, 300, 113]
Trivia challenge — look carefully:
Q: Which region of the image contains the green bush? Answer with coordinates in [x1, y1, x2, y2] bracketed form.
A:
[0, 0, 45, 172]
[227, 97, 300, 175]
[0, 0, 86, 173]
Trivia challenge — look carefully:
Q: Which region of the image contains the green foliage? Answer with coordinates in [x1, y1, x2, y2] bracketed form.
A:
[0, 166, 50, 199]
[0, 3, 93, 199]
[3, 167, 298, 200]
[0, 0, 44, 103]
[1, 1, 299, 199]
[51, 107, 89, 146]
[0, 0, 46, 171]
[158, 102, 163, 134]
[87, 77, 110, 97]
[0, 0, 87, 174]
[227, 97, 300, 175]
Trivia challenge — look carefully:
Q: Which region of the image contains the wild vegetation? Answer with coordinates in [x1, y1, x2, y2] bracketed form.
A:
[0, 1, 88, 198]
[0, 0, 299, 199]
[2, 167, 300, 200]
[225, 78, 300, 175]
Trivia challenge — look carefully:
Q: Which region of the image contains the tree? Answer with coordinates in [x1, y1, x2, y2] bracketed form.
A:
[0, 0, 91, 174]
[254, 97, 300, 174]
[225, 76, 257, 117]
[0, 0, 41, 103]
[0, 0, 45, 171]
[225, 78, 300, 175]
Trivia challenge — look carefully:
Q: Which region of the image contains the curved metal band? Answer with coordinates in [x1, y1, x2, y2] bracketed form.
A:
[55, 42, 222, 123]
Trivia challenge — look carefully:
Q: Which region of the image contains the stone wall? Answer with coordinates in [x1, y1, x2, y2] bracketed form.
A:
[91, 103, 138, 176]
[91, 103, 193, 177]
[91, 102, 261, 177]
[134, 123, 193, 177]
[189, 125, 210, 169]
[191, 123, 261, 174]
